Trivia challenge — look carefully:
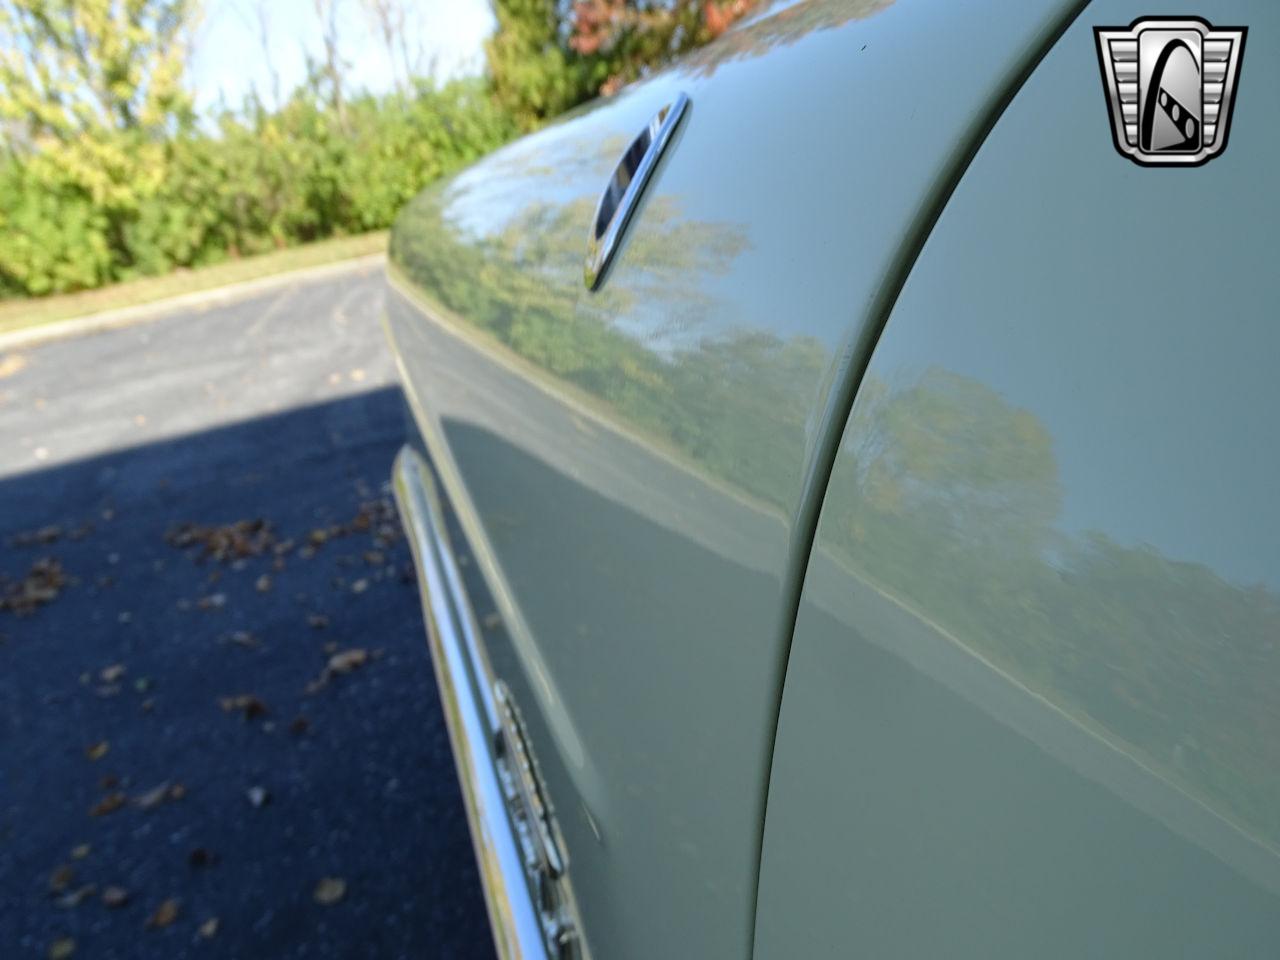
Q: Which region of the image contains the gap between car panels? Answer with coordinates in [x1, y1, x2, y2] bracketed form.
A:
[746, 1, 1094, 955]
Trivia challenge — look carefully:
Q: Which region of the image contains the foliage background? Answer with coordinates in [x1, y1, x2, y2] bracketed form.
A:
[0, 0, 760, 299]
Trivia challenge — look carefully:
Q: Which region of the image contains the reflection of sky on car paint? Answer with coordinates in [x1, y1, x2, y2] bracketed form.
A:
[442, 10, 895, 353]
[858, 10, 1280, 595]
[435, 0, 1263, 582]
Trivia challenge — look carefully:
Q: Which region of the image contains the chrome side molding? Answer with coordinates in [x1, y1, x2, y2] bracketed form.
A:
[393, 447, 583, 960]
[584, 92, 690, 291]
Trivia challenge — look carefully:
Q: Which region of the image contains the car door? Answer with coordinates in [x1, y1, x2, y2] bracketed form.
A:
[756, 1, 1280, 955]
[386, 1, 1084, 955]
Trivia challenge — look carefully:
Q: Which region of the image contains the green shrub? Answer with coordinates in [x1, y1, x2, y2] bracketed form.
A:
[0, 161, 113, 296]
[0, 78, 517, 299]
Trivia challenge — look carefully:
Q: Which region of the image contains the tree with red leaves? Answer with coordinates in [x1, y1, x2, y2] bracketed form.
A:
[486, 0, 761, 129]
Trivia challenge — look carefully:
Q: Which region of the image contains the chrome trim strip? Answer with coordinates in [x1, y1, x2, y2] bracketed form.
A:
[584, 92, 689, 291]
[392, 446, 549, 960]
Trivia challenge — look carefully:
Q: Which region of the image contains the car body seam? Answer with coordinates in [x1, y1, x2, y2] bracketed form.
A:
[745, 1, 1093, 955]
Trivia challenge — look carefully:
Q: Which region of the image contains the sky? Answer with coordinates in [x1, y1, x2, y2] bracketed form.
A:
[189, 0, 496, 114]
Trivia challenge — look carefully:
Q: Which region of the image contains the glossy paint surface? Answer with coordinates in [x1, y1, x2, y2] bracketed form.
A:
[757, 1, 1280, 955]
[386, 0, 1081, 955]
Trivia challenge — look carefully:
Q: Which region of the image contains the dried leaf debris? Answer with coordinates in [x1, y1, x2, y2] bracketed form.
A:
[101, 886, 130, 909]
[165, 519, 275, 562]
[133, 781, 186, 811]
[0, 558, 67, 615]
[218, 694, 269, 721]
[22, 492, 409, 949]
[145, 897, 179, 929]
[313, 877, 346, 906]
[305, 647, 371, 693]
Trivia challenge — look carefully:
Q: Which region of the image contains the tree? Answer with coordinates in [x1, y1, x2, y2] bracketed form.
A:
[359, 0, 421, 94]
[0, 0, 200, 291]
[0, 0, 199, 203]
[233, 0, 283, 110]
[486, 0, 760, 130]
[310, 0, 347, 126]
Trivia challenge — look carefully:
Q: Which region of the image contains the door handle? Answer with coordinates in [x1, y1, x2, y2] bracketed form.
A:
[585, 92, 690, 291]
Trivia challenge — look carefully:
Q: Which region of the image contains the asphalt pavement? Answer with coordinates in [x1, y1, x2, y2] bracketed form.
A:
[0, 263, 494, 959]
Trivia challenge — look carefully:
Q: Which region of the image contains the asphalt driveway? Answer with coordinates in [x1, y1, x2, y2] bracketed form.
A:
[0, 263, 493, 959]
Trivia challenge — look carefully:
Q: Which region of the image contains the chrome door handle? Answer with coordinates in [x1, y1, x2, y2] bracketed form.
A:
[584, 92, 690, 291]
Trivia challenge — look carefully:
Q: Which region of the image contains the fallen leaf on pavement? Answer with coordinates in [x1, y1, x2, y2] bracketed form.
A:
[198, 917, 220, 939]
[100, 664, 125, 684]
[133, 781, 186, 810]
[305, 647, 369, 693]
[218, 694, 268, 720]
[306, 613, 329, 630]
[255, 574, 272, 593]
[90, 792, 126, 817]
[166, 520, 275, 562]
[57, 884, 96, 908]
[313, 877, 346, 905]
[70, 844, 90, 860]
[328, 648, 368, 674]
[48, 865, 74, 894]
[145, 898, 179, 929]
[289, 716, 311, 736]
[47, 937, 75, 959]
[196, 592, 226, 610]
[10, 523, 60, 546]
[133, 783, 169, 810]
[101, 886, 129, 908]
[0, 558, 67, 616]
[228, 630, 258, 648]
[84, 741, 109, 762]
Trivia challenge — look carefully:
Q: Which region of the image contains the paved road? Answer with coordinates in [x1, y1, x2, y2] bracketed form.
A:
[0, 264, 493, 959]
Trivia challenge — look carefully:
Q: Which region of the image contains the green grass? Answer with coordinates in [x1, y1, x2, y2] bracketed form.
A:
[0, 231, 387, 336]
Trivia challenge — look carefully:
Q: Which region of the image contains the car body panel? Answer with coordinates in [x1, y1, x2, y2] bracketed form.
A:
[387, 0, 1086, 955]
[756, 1, 1280, 955]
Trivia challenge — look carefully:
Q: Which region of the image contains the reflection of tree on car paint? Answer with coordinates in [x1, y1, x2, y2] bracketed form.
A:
[392, 178, 836, 514]
[400, 147, 1280, 853]
[823, 367, 1280, 852]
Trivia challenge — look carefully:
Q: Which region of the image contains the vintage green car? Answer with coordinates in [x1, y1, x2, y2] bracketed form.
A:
[385, 1, 1279, 956]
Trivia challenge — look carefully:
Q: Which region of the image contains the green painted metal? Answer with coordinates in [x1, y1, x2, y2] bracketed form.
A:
[756, 1, 1280, 955]
[386, 0, 1087, 955]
